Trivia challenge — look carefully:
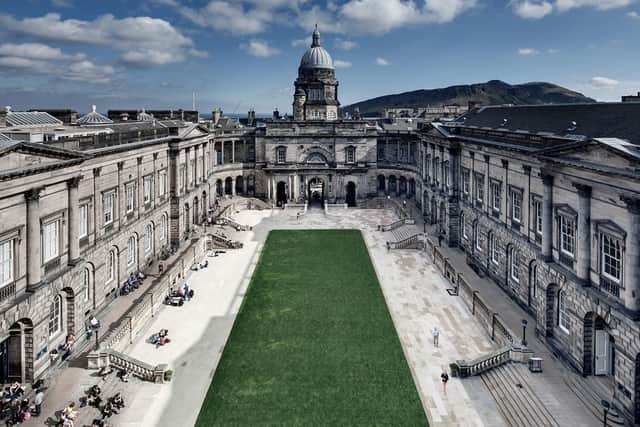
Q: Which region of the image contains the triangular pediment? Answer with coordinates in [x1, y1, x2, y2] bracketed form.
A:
[179, 124, 210, 139]
[539, 139, 640, 169]
[0, 142, 85, 171]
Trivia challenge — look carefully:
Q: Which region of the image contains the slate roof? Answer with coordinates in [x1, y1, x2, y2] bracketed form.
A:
[5, 110, 62, 127]
[456, 102, 640, 144]
[0, 133, 12, 142]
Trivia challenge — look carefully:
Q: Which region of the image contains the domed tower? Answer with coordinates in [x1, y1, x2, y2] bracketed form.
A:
[293, 25, 339, 121]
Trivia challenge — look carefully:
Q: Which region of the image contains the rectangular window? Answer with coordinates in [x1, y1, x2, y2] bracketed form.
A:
[462, 170, 470, 195]
[43, 220, 60, 262]
[511, 189, 522, 222]
[560, 215, 576, 256]
[474, 225, 482, 251]
[534, 199, 543, 234]
[511, 250, 519, 282]
[474, 173, 484, 202]
[143, 175, 152, 204]
[558, 292, 570, 332]
[103, 191, 115, 225]
[491, 181, 501, 211]
[0, 240, 14, 286]
[159, 171, 167, 197]
[601, 234, 622, 282]
[125, 183, 134, 213]
[179, 165, 185, 193]
[444, 163, 450, 188]
[190, 160, 196, 184]
[277, 148, 286, 164]
[346, 148, 355, 163]
[79, 204, 88, 237]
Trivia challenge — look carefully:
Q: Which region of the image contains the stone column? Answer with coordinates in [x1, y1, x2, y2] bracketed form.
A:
[184, 147, 190, 190]
[575, 184, 592, 285]
[385, 177, 389, 195]
[220, 142, 225, 165]
[541, 174, 554, 261]
[293, 174, 299, 201]
[448, 151, 456, 197]
[193, 146, 198, 186]
[67, 177, 81, 265]
[243, 177, 248, 195]
[622, 198, 640, 311]
[25, 188, 42, 288]
[267, 177, 271, 201]
[232, 141, 236, 164]
[231, 177, 236, 196]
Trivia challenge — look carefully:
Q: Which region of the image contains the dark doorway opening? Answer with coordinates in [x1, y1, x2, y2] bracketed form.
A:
[276, 181, 287, 207]
[346, 181, 357, 207]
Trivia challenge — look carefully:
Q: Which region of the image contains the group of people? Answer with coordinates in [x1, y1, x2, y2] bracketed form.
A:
[120, 271, 145, 295]
[81, 384, 124, 423]
[0, 382, 35, 425]
[150, 329, 170, 347]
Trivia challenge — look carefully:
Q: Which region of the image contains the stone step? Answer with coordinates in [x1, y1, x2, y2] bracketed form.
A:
[564, 375, 624, 426]
[481, 363, 559, 427]
[69, 369, 143, 426]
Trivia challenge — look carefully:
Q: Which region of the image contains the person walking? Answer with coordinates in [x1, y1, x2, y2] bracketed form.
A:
[432, 325, 440, 347]
[437, 232, 444, 247]
[441, 369, 449, 394]
[33, 389, 44, 417]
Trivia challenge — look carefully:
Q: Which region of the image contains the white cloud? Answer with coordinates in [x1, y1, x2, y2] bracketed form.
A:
[0, 13, 201, 66]
[512, 0, 634, 19]
[590, 76, 620, 89]
[291, 38, 308, 47]
[547, 48, 559, 53]
[241, 40, 281, 57]
[0, 44, 114, 85]
[334, 59, 352, 68]
[518, 48, 540, 55]
[158, 0, 475, 37]
[51, 0, 72, 7]
[627, 10, 640, 18]
[375, 57, 391, 66]
[335, 39, 358, 50]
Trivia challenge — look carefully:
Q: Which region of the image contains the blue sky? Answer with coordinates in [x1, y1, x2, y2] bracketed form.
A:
[1, 0, 639, 114]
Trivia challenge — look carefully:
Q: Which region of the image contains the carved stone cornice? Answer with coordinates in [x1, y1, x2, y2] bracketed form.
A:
[66, 176, 81, 188]
[24, 187, 43, 202]
[573, 183, 592, 198]
[621, 196, 640, 214]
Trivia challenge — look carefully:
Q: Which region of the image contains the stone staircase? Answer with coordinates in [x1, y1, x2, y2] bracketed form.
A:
[391, 225, 415, 242]
[59, 369, 143, 427]
[564, 374, 625, 426]
[481, 362, 559, 427]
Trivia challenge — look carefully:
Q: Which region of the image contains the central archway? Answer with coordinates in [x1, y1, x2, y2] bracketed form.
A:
[346, 181, 357, 207]
[276, 181, 287, 207]
[308, 177, 325, 207]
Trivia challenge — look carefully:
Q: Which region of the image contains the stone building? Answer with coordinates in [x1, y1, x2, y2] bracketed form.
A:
[421, 103, 640, 424]
[0, 25, 639, 426]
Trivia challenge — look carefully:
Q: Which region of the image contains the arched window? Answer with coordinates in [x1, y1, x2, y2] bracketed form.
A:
[510, 247, 520, 282]
[145, 224, 153, 252]
[489, 233, 498, 264]
[460, 212, 467, 239]
[107, 250, 116, 283]
[558, 290, 570, 332]
[83, 268, 91, 302]
[474, 222, 482, 252]
[160, 214, 167, 242]
[127, 236, 136, 266]
[48, 295, 62, 337]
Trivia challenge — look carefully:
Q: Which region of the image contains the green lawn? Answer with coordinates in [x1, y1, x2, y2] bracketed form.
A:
[195, 229, 428, 426]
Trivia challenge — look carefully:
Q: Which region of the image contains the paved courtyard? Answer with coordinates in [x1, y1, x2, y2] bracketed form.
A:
[26, 205, 598, 427]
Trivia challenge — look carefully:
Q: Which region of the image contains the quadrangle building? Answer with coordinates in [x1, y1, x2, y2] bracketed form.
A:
[0, 27, 640, 424]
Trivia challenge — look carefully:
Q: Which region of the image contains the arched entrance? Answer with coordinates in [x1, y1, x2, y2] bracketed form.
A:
[247, 175, 255, 196]
[377, 175, 385, 195]
[308, 177, 325, 207]
[430, 197, 437, 225]
[635, 354, 640, 423]
[236, 176, 244, 196]
[215, 179, 223, 197]
[346, 181, 357, 207]
[193, 197, 199, 225]
[528, 261, 537, 310]
[388, 175, 397, 195]
[202, 191, 207, 218]
[408, 178, 415, 199]
[399, 176, 407, 196]
[4, 319, 33, 383]
[276, 181, 287, 207]
[184, 203, 190, 233]
[584, 313, 615, 376]
[224, 177, 232, 195]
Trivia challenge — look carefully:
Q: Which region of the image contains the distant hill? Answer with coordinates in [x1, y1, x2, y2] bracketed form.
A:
[342, 80, 596, 117]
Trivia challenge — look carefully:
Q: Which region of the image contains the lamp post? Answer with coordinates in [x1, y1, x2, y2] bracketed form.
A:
[423, 213, 427, 233]
[89, 316, 101, 351]
[601, 399, 610, 427]
[521, 319, 528, 347]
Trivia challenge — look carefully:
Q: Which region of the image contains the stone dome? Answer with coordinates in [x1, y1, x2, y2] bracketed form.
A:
[299, 26, 334, 70]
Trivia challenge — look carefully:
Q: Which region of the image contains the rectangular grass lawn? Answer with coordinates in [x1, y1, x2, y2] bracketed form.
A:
[195, 229, 428, 426]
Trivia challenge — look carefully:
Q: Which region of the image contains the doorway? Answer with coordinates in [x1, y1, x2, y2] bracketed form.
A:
[276, 181, 287, 207]
[346, 181, 357, 207]
[308, 178, 324, 207]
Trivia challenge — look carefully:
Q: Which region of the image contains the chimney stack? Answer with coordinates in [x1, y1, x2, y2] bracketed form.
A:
[212, 108, 221, 126]
[272, 108, 280, 120]
[248, 109, 255, 126]
[0, 106, 10, 128]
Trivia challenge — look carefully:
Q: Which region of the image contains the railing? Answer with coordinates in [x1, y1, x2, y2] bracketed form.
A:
[209, 232, 243, 249]
[456, 346, 512, 378]
[87, 349, 168, 383]
[0, 283, 16, 303]
[218, 217, 251, 231]
[387, 234, 424, 250]
[378, 218, 416, 232]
